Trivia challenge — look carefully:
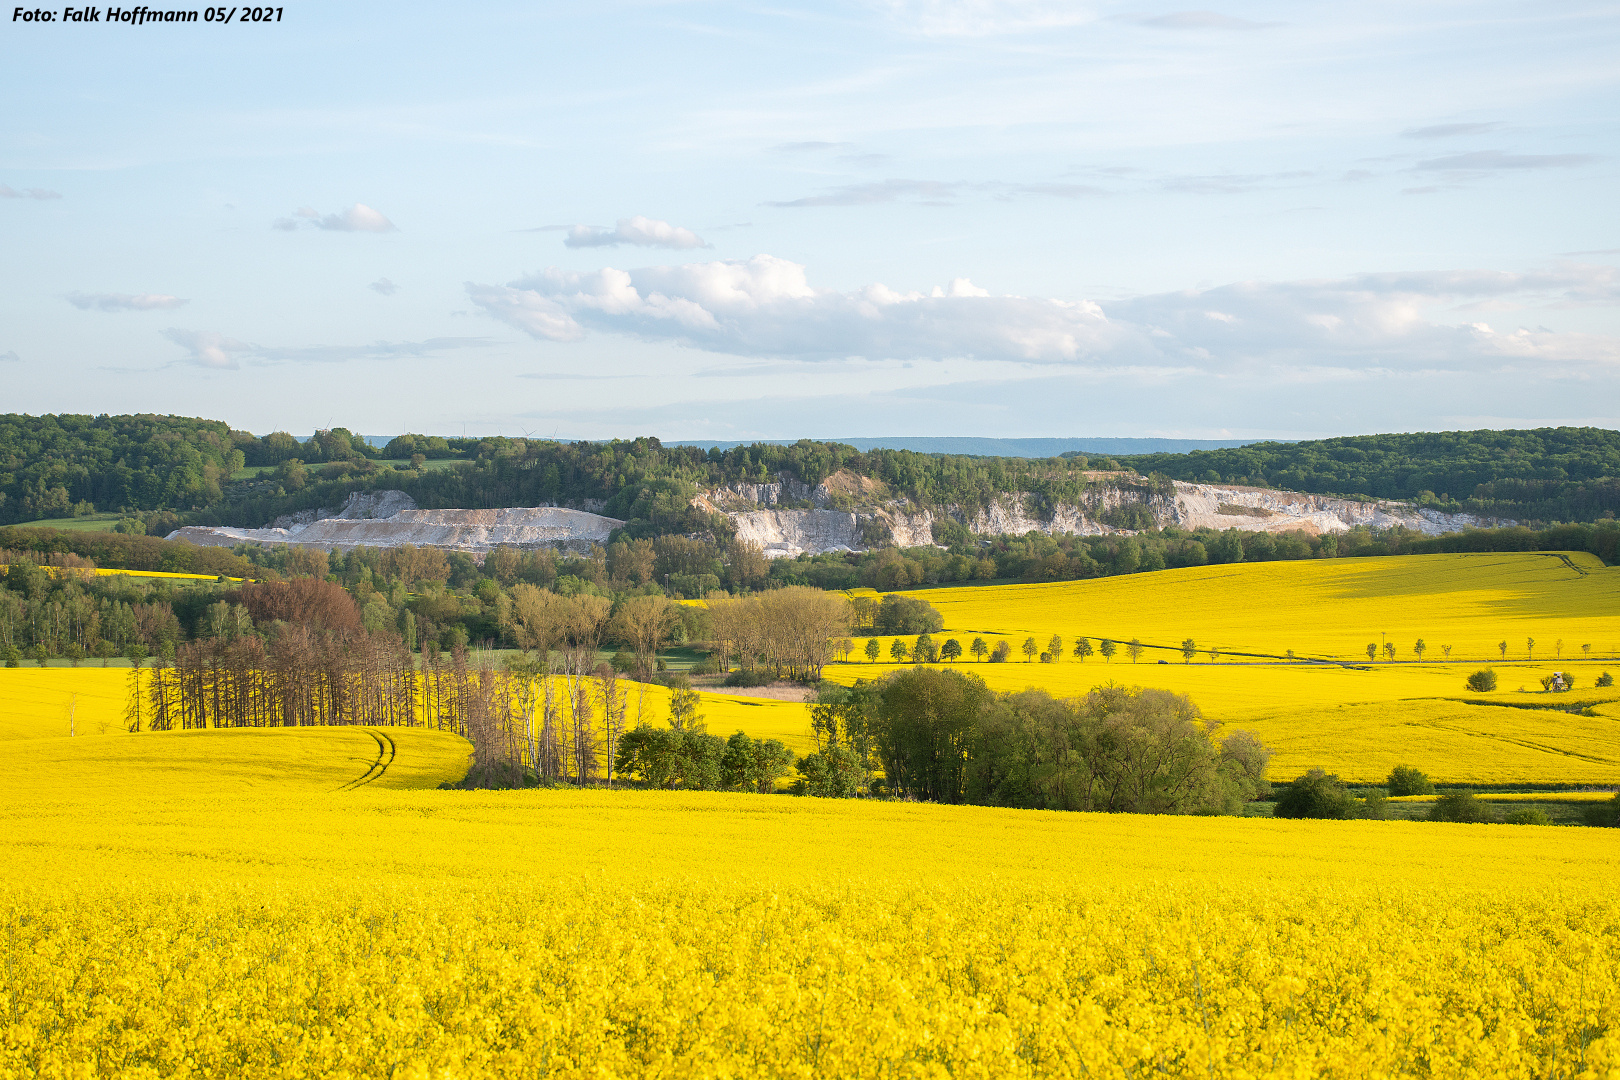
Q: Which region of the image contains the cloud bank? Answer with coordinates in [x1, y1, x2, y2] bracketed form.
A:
[0, 185, 60, 200]
[68, 292, 187, 312]
[563, 216, 709, 249]
[273, 203, 397, 232]
[467, 254, 1620, 372]
[369, 278, 399, 295]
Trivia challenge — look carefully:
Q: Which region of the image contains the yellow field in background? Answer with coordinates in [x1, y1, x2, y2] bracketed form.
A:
[891, 552, 1620, 662]
[0, 668, 129, 740]
[827, 655, 1612, 714]
[2, 725, 1618, 1079]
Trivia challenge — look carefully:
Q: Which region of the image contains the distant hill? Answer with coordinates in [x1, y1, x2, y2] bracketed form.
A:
[673, 437, 1260, 457]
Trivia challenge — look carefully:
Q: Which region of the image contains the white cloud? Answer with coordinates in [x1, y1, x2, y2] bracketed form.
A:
[67, 292, 187, 312]
[273, 203, 397, 232]
[468, 254, 1620, 374]
[163, 328, 250, 369]
[0, 350, 19, 363]
[163, 329, 494, 368]
[369, 278, 399, 295]
[471, 254, 1121, 360]
[563, 216, 709, 250]
[0, 185, 60, 200]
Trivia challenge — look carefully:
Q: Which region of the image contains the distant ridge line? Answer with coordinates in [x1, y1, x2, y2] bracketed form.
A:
[669, 436, 1267, 457]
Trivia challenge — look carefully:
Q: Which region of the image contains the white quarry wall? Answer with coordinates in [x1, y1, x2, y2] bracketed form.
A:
[169, 496, 624, 555]
[701, 479, 1509, 558]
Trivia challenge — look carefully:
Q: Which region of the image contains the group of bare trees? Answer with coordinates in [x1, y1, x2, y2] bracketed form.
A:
[128, 618, 644, 788]
[706, 586, 851, 681]
[129, 626, 420, 733]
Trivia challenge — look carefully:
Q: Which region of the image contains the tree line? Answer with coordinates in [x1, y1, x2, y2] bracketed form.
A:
[796, 668, 1269, 813]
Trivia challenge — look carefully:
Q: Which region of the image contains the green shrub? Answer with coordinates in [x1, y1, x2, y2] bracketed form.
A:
[1465, 668, 1498, 692]
[1504, 807, 1553, 826]
[1274, 769, 1357, 819]
[720, 731, 795, 793]
[1597, 672, 1614, 688]
[795, 745, 865, 798]
[1429, 792, 1498, 823]
[615, 724, 726, 789]
[1387, 765, 1435, 797]
[724, 668, 775, 688]
[1353, 789, 1390, 820]
[1583, 793, 1619, 827]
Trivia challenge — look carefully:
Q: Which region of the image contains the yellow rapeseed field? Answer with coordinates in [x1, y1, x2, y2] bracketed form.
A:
[892, 551, 1620, 663]
[2, 729, 1619, 1079]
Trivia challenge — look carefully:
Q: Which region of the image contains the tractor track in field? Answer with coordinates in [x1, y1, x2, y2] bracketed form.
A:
[338, 728, 397, 791]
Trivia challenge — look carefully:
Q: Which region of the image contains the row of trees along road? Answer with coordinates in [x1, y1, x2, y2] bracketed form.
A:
[799, 668, 1270, 812]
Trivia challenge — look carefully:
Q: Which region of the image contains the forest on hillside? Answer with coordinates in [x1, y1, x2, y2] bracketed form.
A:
[4, 415, 1620, 535]
[1116, 427, 1620, 523]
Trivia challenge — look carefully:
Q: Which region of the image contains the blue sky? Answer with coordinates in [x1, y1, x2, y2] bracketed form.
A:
[2, 1, 1616, 441]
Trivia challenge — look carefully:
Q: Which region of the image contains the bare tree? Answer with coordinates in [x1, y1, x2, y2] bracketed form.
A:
[596, 666, 626, 785]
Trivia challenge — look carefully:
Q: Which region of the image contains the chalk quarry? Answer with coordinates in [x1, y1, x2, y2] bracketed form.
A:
[168, 491, 624, 556]
[169, 472, 1506, 559]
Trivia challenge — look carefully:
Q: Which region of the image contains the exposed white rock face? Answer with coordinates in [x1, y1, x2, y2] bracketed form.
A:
[696, 478, 824, 512]
[169, 505, 625, 555]
[964, 497, 1108, 538]
[1165, 482, 1498, 535]
[729, 509, 863, 558]
[703, 477, 1512, 558]
[267, 489, 420, 530]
